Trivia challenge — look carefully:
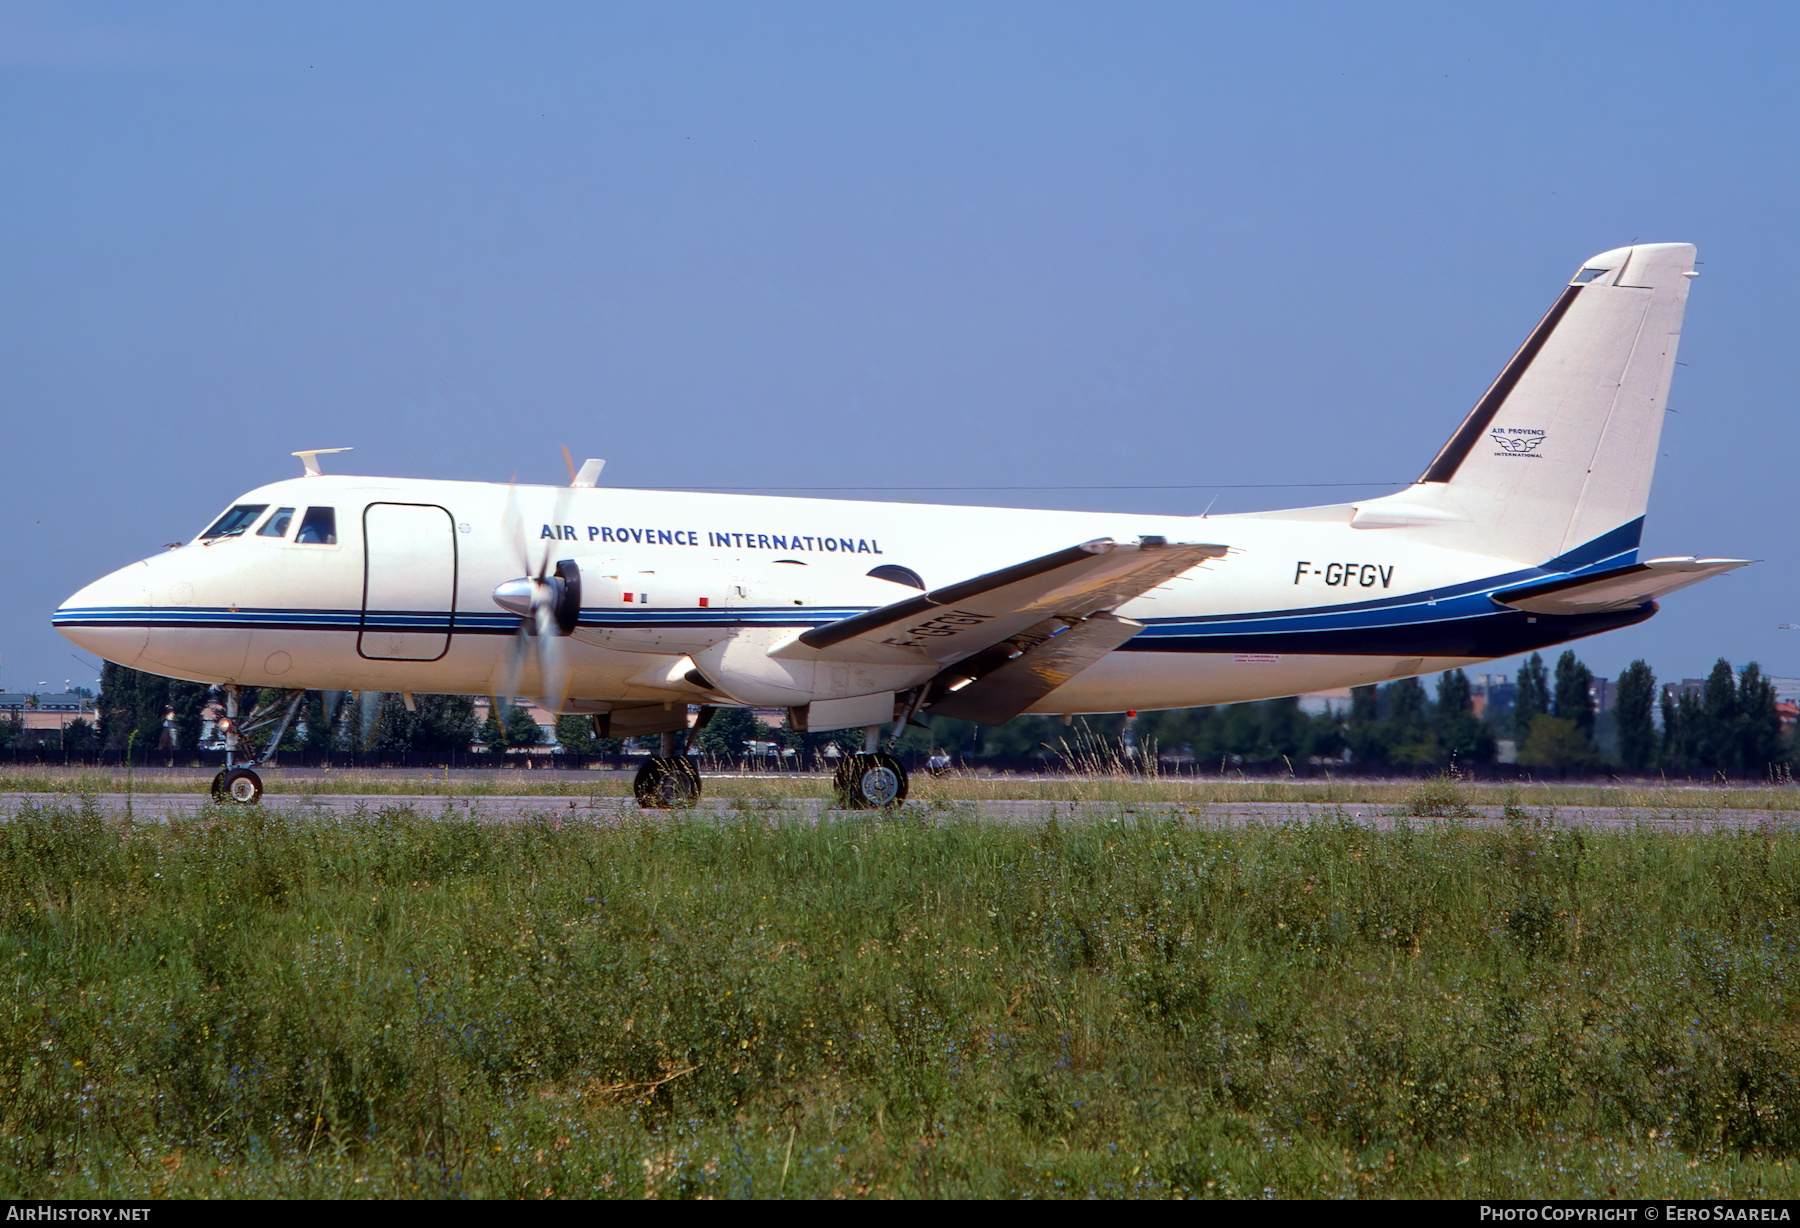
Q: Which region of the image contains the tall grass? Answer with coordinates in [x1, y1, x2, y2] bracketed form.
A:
[3, 798, 1799, 1197]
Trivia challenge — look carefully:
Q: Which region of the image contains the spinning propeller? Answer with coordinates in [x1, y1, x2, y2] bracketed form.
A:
[490, 452, 586, 716]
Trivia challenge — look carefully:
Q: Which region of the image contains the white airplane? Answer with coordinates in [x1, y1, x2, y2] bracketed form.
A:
[56, 242, 1747, 807]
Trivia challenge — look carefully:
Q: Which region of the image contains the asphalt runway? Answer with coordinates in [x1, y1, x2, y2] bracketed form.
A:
[4, 792, 1796, 832]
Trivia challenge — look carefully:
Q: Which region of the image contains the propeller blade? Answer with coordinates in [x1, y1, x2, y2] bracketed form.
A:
[538, 629, 572, 717]
[498, 474, 529, 577]
[536, 480, 577, 580]
[495, 621, 531, 712]
[561, 443, 576, 484]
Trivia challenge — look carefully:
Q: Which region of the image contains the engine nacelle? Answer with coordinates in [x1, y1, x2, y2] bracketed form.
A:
[690, 626, 934, 708]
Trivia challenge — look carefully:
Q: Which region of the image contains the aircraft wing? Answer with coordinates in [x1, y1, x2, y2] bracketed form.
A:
[786, 536, 1227, 668]
[1491, 556, 1750, 615]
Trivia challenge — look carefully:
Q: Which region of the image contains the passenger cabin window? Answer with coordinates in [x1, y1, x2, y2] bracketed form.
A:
[295, 506, 337, 545]
[257, 507, 295, 538]
[200, 504, 269, 540]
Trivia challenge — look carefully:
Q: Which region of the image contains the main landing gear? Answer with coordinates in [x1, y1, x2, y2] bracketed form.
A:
[633, 756, 701, 808]
[833, 752, 908, 809]
[626, 719, 911, 811]
[635, 730, 701, 809]
[831, 724, 908, 809]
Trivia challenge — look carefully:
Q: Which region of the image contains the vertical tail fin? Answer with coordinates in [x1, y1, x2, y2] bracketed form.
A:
[1361, 242, 1695, 566]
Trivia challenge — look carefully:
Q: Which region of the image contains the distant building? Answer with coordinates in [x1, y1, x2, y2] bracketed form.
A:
[1778, 700, 1798, 734]
[1770, 678, 1800, 706]
[0, 692, 94, 732]
[1663, 679, 1707, 704]
[1472, 674, 1516, 722]
[1589, 677, 1615, 714]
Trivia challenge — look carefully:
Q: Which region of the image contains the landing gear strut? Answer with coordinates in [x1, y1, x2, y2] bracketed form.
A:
[634, 730, 701, 808]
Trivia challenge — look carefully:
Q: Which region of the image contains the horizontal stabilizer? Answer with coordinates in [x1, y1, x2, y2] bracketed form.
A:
[788, 536, 1226, 666]
[1491, 556, 1749, 615]
[926, 611, 1143, 724]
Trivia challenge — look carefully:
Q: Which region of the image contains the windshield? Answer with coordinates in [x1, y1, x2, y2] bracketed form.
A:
[257, 507, 295, 538]
[200, 504, 269, 540]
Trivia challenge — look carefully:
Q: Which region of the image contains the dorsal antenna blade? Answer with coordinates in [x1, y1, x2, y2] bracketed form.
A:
[292, 447, 352, 477]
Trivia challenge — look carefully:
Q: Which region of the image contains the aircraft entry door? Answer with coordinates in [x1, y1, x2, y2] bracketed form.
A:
[360, 503, 458, 661]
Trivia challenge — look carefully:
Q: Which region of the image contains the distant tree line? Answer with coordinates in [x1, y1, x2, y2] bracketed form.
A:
[13, 651, 1795, 778]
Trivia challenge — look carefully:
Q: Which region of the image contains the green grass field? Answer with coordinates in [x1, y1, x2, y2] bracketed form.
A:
[4, 796, 1800, 1198]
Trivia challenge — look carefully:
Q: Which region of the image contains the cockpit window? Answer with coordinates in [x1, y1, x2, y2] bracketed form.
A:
[1573, 267, 1610, 284]
[295, 506, 337, 545]
[200, 504, 269, 540]
[257, 507, 295, 538]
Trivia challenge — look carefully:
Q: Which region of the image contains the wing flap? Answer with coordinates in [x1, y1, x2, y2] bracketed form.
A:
[925, 611, 1144, 724]
[1492, 556, 1749, 614]
[787, 536, 1226, 665]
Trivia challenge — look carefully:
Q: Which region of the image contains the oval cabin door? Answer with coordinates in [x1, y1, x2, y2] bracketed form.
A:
[359, 503, 457, 661]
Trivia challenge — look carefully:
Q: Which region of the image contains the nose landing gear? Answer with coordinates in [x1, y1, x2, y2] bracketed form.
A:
[212, 767, 264, 805]
[210, 686, 304, 806]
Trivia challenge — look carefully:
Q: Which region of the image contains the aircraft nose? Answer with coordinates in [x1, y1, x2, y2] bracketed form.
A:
[54, 563, 153, 668]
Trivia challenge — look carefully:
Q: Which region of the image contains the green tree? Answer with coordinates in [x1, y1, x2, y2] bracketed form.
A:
[1699, 658, 1738, 774]
[1735, 663, 1783, 777]
[1433, 669, 1495, 765]
[61, 717, 98, 753]
[169, 682, 210, 752]
[504, 704, 544, 747]
[1614, 659, 1657, 772]
[1382, 676, 1440, 765]
[1514, 653, 1549, 740]
[1346, 684, 1386, 765]
[97, 663, 174, 753]
[367, 694, 478, 752]
[1552, 650, 1596, 740]
[1662, 687, 1703, 772]
[693, 706, 760, 758]
[1516, 714, 1602, 769]
[555, 714, 597, 753]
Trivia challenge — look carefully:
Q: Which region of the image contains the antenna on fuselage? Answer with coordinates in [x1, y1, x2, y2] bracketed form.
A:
[561, 443, 604, 487]
[292, 448, 352, 477]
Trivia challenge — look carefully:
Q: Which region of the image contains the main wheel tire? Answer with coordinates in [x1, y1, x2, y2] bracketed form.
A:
[833, 752, 907, 809]
[219, 767, 263, 805]
[634, 756, 701, 809]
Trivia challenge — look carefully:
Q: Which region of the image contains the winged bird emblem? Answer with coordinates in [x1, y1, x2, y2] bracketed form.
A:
[1491, 432, 1545, 453]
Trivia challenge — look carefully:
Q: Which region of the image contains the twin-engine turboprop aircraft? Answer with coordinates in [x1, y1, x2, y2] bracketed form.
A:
[57, 242, 1747, 806]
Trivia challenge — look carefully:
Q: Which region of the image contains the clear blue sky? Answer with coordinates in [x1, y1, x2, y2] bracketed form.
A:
[3, 2, 1795, 694]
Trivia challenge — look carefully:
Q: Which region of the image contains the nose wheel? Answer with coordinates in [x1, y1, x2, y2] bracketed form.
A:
[634, 756, 701, 809]
[834, 752, 907, 809]
[211, 767, 263, 805]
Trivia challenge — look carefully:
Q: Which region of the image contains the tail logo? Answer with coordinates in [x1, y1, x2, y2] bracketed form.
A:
[1490, 428, 1546, 455]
